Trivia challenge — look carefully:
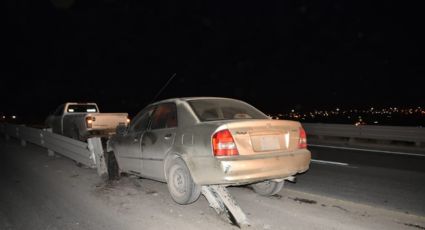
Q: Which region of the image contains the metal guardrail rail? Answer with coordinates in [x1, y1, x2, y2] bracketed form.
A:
[303, 123, 425, 151]
[0, 123, 108, 176]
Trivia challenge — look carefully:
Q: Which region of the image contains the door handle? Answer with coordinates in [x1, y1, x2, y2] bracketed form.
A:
[164, 133, 172, 140]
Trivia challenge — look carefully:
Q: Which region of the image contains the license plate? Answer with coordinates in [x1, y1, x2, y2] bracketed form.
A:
[259, 136, 281, 151]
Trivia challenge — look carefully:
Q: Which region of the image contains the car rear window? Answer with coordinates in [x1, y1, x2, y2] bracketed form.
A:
[188, 99, 268, 121]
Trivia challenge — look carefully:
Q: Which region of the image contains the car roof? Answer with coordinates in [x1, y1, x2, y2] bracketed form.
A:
[150, 97, 243, 105]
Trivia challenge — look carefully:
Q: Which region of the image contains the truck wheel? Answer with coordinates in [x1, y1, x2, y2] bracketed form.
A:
[105, 151, 120, 180]
[166, 158, 201, 205]
[251, 180, 284, 196]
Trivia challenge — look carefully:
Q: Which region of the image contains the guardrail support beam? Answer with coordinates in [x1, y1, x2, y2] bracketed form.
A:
[44, 128, 55, 157]
[87, 138, 108, 178]
[202, 185, 250, 228]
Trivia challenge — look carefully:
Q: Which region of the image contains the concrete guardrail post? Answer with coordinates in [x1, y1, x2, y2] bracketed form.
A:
[44, 128, 55, 157]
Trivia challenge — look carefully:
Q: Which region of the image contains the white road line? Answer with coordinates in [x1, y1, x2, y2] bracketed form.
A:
[311, 159, 349, 166]
[308, 144, 425, 157]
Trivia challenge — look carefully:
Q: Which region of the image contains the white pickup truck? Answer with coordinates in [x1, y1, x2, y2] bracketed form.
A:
[45, 102, 129, 141]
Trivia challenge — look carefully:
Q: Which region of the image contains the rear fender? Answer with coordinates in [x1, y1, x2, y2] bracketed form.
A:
[163, 152, 182, 182]
[163, 150, 200, 183]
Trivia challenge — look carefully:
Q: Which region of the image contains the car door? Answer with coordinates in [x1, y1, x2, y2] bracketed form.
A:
[141, 103, 178, 181]
[114, 106, 155, 174]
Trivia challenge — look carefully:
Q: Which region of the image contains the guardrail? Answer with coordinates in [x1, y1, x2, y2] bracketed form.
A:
[303, 123, 425, 152]
[0, 123, 107, 176]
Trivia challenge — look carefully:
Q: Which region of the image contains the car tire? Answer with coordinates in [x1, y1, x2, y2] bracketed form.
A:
[167, 157, 201, 205]
[251, 180, 284, 196]
[105, 151, 120, 180]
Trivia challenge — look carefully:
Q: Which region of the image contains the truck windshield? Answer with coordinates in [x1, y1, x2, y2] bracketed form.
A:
[67, 104, 98, 113]
[188, 99, 268, 121]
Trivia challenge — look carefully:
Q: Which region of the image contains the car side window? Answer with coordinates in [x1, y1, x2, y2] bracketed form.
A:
[130, 107, 155, 132]
[150, 103, 178, 130]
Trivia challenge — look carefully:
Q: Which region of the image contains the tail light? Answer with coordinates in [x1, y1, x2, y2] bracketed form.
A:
[298, 127, 307, 149]
[212, 129, 239, 156]
[86, 116, 94, 128]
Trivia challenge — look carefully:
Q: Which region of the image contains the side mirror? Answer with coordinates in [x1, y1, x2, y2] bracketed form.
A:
[116, 123, 127, 135]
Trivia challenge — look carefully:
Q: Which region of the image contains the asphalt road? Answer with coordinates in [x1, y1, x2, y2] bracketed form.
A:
[1, 139, 424, 230]
[310, 145, 425, 172]
[297, 146, 425, 216]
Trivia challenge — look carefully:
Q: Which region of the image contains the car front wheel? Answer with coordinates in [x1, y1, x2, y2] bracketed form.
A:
[251, 180, 284, 196]
[167, 157, 201, 205]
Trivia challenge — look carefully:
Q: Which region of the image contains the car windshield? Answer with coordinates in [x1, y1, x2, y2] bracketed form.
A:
[188, 99, 268, 121]
[67, 104, 98, 113]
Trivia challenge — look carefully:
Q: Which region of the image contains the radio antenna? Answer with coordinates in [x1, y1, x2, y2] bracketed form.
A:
[150, 73, 177, 104]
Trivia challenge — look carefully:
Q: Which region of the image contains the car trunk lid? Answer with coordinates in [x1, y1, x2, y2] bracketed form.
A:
[216, 119, 302, 155]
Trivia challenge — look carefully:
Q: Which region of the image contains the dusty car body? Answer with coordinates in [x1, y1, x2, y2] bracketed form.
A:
[107, 97, 311, 204]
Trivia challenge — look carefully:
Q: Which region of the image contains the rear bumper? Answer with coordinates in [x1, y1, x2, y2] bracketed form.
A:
[188, 149, 311, 185]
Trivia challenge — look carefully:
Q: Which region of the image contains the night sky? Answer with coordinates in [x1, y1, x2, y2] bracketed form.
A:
[2, 0, 424, 123]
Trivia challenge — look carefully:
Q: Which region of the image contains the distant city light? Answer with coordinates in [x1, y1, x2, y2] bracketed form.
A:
[270, 106, 424, 126]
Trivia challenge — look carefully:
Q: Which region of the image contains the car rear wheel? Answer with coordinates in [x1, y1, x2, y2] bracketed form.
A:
[167, 158, 201, 205]
[251, 180, 284, 196]
[105, 151, 120, 180]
